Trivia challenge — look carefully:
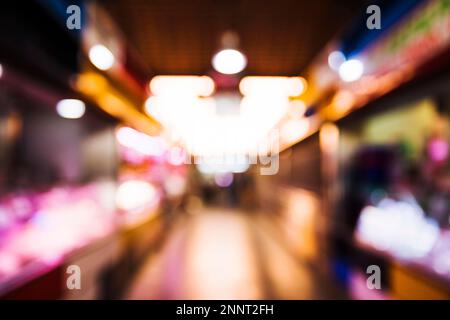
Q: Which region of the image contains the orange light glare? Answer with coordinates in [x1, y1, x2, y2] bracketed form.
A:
[332, 90, 355, 114]
[319, 122, 339, 154]
[75, 73, 108, 96]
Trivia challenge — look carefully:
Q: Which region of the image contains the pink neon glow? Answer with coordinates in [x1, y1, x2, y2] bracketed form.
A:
[428, 138, 449, 162]
[167, 146, 186, 166]
[214, 172, 234, 188]
[0, 182, 116, 283]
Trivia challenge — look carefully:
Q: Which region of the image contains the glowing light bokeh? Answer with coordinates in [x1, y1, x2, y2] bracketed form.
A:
[149, 76, 215, 97]
[167, 146, 187, 166]
[239, 76, 307, 97]
[212, 49, 247, 74]
[214, 172, 234, 188]
[116, 126, 166, 157]
[116, 180, 158, 212]
[319, 122, 339, 154]
[280, 119, 310, 144]
[88, 44, 115, 71]
[328, 51, 346, 71]
[428, 138, 449, 162]
[356, 198, 440, 259]
[56, 99, 86, 119]
[338, 59, 364, 82]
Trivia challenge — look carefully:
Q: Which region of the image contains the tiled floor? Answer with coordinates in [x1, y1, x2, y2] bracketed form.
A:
[125, 208, 344, 299]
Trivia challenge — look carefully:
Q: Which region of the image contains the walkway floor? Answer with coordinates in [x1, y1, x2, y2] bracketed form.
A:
[125, 207, 344, 299]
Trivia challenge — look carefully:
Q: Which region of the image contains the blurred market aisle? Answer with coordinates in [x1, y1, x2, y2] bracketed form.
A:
[125, 208, 344, 300]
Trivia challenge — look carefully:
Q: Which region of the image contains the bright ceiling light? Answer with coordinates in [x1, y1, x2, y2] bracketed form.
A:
[116, 126, 166, 157]
[197, 159, 249, 175]
[338, 59, 364, 82]
[239, 76, 307, 97]
[0, 63, 3, 78]
[56, 99, 86, 119]
[212, 49, 247, 74]
[328, 51, 346, 71]
[149, 76, 215, 97]
[88, 44, 115, 71]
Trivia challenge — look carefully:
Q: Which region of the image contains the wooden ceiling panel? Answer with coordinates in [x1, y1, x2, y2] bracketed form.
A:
[101, 0, 366, 76]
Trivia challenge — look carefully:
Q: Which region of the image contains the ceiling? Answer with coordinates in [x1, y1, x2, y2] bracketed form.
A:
[101, 0, 367, 76]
